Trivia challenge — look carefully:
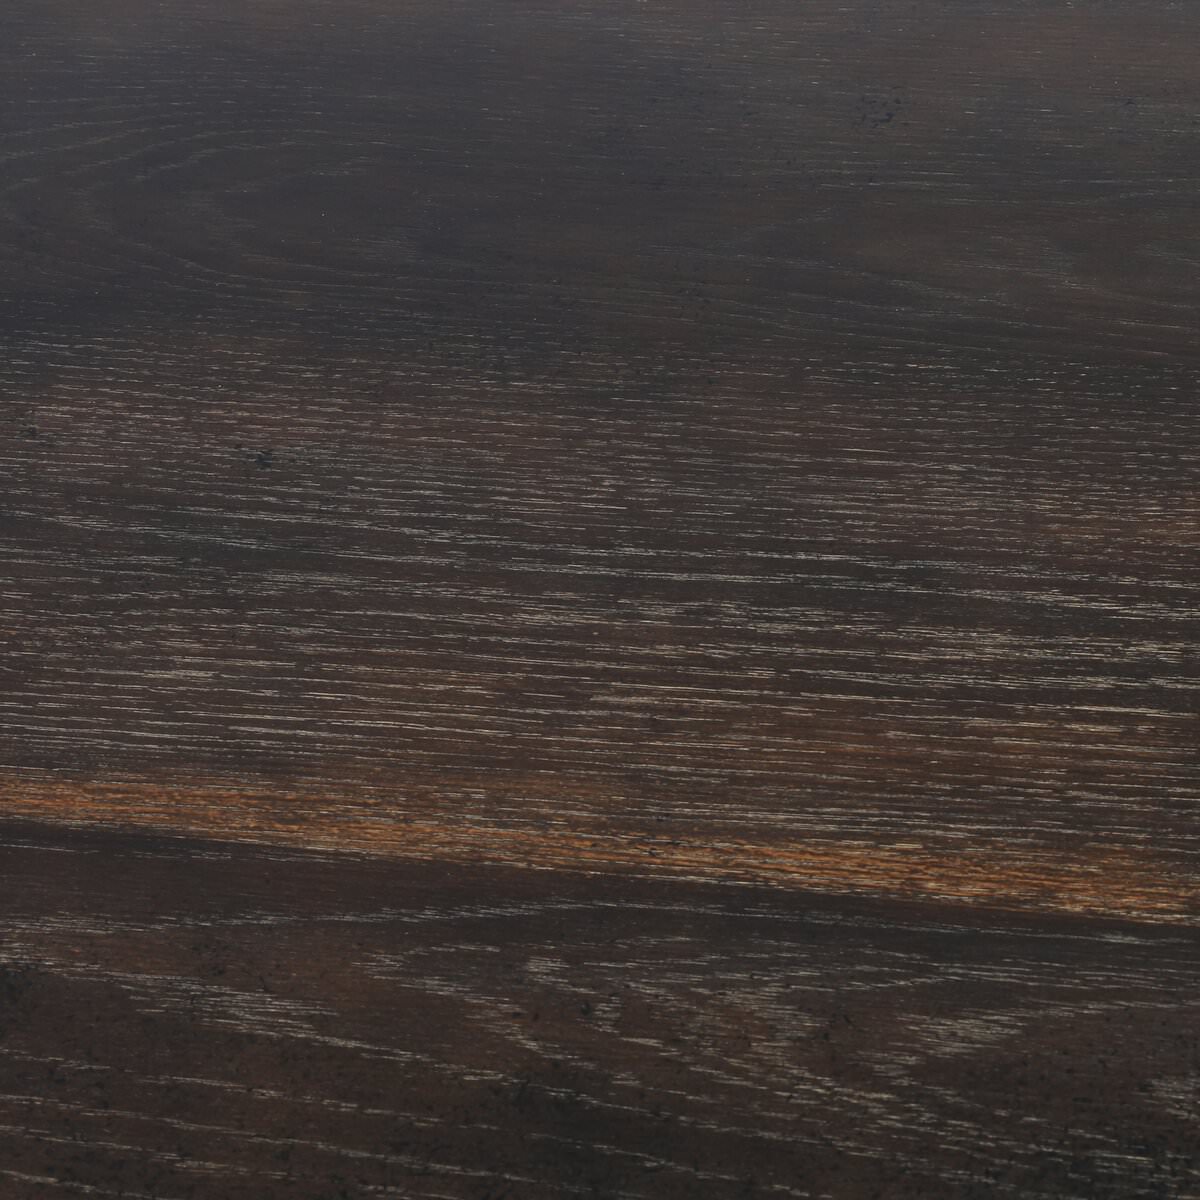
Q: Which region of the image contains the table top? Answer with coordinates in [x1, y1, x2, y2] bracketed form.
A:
[1, 3, 1197, 1197]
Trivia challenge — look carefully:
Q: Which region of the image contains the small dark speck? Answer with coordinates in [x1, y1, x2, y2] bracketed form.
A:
[256, 449, 273, 469]
[21, 426, 38, 439]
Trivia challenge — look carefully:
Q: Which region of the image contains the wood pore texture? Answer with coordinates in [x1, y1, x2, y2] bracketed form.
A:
[0, 2, 1197, 1197]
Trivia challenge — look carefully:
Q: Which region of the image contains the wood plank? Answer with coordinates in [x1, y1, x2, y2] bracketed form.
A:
[2, 822, 1198, 1200]
[1, 1, 1197, 1195]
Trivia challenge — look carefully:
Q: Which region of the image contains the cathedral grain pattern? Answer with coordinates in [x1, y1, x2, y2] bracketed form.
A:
[1, 1, 1198, 1196]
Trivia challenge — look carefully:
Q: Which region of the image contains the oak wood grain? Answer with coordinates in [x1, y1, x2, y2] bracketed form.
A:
[0, 1, 1197, 1196]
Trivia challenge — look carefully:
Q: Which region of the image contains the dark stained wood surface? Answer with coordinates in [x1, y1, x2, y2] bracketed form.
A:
[1, 1, 1198, 1196]
[2, 821, 1198, 1200]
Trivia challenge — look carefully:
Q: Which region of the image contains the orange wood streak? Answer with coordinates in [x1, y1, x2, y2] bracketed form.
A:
[3, 775, 1194, 924]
